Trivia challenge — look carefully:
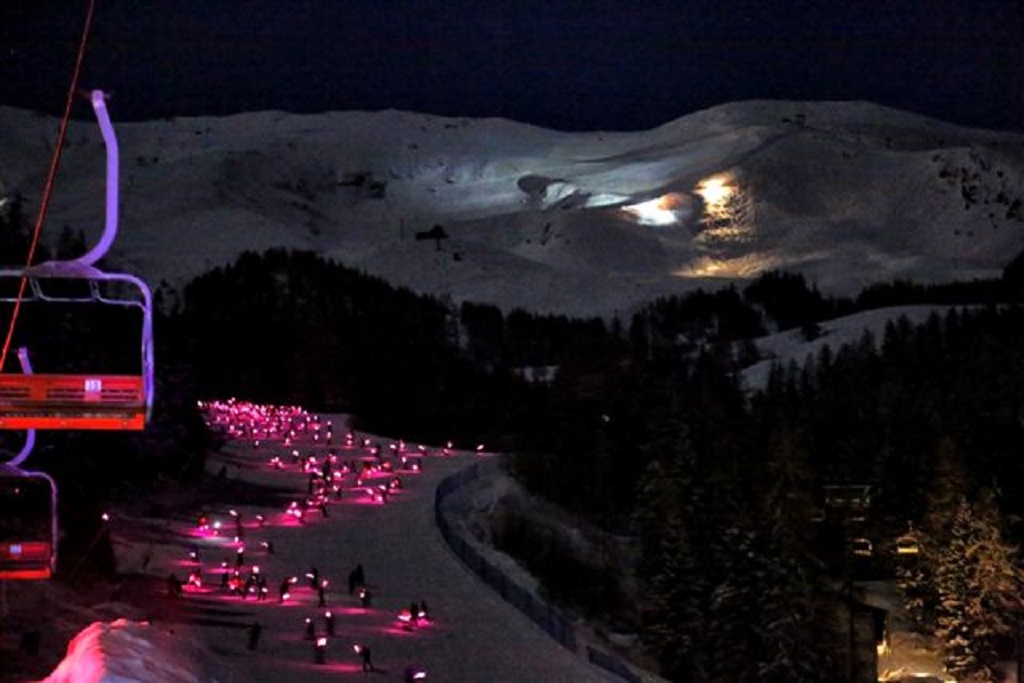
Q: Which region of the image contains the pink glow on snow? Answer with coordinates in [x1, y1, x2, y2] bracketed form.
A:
[42, 619, 217, 683]
[47, 399, 501, 681]
[284, 660, 363, 674]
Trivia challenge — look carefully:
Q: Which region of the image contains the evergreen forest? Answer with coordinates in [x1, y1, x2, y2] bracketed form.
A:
[5, 197, 1024, 681]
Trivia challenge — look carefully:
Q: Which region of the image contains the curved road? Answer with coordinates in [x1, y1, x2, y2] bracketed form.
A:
[163, 413, 620, 683]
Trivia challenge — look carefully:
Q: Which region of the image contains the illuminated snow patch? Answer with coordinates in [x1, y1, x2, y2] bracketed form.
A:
[43, 619, 222, 683]
[583, 192, 632, 208]
[673, 253, 781, 278]
[696, 174, 734, 211]
[694, 172, 756, 244]
[621, 192, 689, 226]
[692, 174, 741, 222]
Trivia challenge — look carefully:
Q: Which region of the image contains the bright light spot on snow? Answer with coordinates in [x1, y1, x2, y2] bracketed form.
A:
[673, 253, 780, 279]
[696, 174, 734, 209]
[696, 174, 737, 219]
[620, 192, 689, 226]
[692, 171, 757, 246]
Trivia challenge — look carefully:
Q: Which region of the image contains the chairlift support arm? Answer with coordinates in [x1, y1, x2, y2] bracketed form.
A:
[0, 90, 153, 430]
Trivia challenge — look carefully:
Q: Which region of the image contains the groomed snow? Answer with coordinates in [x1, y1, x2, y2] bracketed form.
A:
[42, 618, 226, 683]
[39, 402, 626, 682]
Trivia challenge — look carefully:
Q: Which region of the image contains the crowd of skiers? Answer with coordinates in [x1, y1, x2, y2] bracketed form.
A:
[169, 399, 435, 675]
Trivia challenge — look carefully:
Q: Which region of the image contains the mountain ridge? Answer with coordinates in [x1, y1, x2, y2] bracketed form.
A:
[2, 99, 1023, 318]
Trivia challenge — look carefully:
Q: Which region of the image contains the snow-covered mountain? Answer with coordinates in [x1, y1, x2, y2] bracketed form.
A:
[2, 100, 1023, 318]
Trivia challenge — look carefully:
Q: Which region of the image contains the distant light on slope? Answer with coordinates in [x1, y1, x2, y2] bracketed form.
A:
[621, 192, 688, 226]
[694, 172, 756, 246]
[696, 174, 735, 218]
[674, 253, 780, 278]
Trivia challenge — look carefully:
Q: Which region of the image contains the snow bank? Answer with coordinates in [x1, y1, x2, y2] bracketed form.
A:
[740, 305, 965, 392]
[42, 619, 225, 683]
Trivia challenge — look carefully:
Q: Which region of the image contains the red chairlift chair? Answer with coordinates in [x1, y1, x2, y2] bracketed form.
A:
[0, 91, 152, 580]
[0, 90, 153, 431]
[0, 442, 57, 580]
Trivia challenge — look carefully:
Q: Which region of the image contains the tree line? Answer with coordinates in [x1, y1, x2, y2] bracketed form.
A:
[6, 186, 1024, 681]
[168, 246, 1024, 681]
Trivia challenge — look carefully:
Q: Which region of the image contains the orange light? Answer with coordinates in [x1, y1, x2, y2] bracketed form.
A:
[621, 193, 689, 226]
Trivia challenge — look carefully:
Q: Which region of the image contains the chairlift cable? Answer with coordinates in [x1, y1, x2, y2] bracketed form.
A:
[0, 0, 97, 373]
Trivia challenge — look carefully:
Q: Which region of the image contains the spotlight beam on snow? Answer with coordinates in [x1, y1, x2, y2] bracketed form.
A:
[621, 192, 687, 226]
[696, 175, 733, 206]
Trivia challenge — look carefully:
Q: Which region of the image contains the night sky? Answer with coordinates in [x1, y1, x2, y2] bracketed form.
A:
[1, 0, 1022, 132]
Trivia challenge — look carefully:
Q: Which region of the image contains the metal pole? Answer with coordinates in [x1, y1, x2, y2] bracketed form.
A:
[848, 542, 855, 683]
[66, 520, 108, 584]
[1016, 613, 1023, 683]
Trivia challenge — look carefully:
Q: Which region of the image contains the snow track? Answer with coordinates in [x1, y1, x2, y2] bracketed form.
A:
[141, 413, 621, 682]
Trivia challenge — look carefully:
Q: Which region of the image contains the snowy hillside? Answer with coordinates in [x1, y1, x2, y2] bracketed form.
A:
[2, 100, 1024, 317]
[739, 304, 969, 392]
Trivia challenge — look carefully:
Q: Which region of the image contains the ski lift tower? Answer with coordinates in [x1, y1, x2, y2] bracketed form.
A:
[817, 483, 876, 682]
